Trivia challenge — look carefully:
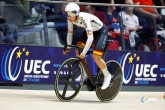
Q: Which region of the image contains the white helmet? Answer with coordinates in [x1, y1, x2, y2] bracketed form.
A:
[65, 3, 80, 17]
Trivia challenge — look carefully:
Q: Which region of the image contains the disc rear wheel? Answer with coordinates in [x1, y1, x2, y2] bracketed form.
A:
[95, 60, 123, 102]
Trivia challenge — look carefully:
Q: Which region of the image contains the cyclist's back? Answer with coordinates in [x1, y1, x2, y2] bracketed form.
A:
[70, 12, 103, 32]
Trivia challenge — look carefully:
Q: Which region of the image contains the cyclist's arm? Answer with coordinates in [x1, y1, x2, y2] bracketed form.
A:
[67, 20, 73, 45]
[81, 32, 94, 55]
[81, 18, 94, 55]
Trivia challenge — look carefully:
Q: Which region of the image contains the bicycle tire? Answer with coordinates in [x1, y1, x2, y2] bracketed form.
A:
[54, 58, 84, 101]
[95, 60, 123, 102]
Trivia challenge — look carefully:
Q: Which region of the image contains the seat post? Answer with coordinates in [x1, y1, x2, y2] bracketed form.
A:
[102, 40, 113, 59]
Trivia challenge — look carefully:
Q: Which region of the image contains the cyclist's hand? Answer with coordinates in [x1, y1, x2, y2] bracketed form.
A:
[79, 53, 85, 59]
[63, 48, 70, 55]
[63, 45, 71, 55]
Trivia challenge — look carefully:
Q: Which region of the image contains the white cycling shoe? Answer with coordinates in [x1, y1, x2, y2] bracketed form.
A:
[101, 74, 112, 90]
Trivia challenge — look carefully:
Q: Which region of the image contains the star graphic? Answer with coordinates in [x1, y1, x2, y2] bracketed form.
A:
[23, 47, 26, 51]
[25, 50, 30, 56]
[134, 53, 137, 57]
[136, 56, 140, 61]
[129, 55, 134, 63]
[16, 50, 22, 58]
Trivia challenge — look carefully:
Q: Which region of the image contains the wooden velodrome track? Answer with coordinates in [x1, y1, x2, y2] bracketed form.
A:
[0, 88, 164, 110]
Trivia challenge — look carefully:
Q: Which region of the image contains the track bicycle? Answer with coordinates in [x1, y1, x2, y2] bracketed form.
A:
[54, 40, 123, 102]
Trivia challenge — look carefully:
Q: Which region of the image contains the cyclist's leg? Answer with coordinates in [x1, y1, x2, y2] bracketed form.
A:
[92, 25, 111, 90]
[93, 25, 108, 72]
[92, 54, 109, 77]
[93, 53, 111, 90]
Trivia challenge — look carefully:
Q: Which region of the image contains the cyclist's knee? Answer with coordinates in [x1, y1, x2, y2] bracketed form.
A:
[93, 54, 102, 62]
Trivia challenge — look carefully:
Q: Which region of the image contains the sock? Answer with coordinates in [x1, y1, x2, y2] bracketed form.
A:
[101, 66, 109, 77]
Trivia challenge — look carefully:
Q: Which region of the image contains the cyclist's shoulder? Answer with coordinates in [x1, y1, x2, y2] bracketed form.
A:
[78, 12, 91, 23]
[79, 12, 90, 18]
[79, 12, 88, 16]
[79, 12, 99, 22]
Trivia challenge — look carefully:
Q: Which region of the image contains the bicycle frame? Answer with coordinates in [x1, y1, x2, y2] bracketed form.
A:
[80, 57, 96, 85]
[67, 40, 112, 86]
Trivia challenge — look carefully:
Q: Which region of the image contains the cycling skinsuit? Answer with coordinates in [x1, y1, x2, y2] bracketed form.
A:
[67, 12, 108, 56]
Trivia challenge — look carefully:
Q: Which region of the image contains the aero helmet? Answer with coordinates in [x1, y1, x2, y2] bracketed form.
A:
[65, 3, 80, 17]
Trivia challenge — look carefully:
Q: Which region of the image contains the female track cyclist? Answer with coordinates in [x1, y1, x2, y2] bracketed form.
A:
[63, 3, 111, 90]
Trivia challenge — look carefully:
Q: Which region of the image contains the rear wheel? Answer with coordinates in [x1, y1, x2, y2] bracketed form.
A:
[95, 60, 123, 102]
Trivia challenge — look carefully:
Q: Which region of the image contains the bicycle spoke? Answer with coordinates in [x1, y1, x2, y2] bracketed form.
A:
[69, 61, 81, 80]
[69, 82, 79, 91]
[67, 63, 72, 75]
[71, 68, 81, 79]
[62, 82, 69, 97]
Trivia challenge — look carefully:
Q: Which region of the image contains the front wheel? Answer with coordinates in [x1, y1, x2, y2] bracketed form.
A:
[95, 60, 123, 102]
[54, 58, 84, 101]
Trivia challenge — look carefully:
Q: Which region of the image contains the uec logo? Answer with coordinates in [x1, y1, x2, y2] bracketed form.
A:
[1, 47, 22, 81]
[119, 52, 158, 84]
[1, 47, 51, 82]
